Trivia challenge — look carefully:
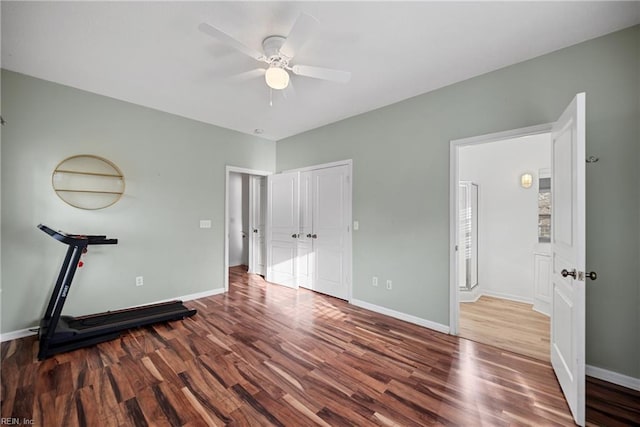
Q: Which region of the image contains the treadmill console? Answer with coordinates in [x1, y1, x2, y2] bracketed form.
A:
[37, 224, 118, 245]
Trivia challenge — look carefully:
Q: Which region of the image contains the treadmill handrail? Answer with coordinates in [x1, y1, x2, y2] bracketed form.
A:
[37, 224, 118, 245]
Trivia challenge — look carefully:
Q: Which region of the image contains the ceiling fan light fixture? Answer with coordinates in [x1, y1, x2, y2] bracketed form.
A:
[265, 66, 290, 90]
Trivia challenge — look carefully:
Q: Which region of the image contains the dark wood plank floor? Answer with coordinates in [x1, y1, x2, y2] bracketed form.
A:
[2, 266, 638, 426]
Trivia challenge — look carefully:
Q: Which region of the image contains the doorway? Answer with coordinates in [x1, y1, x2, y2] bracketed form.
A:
[450, 125, 553, 361]
[452, 95, 587, 425]
[228, 172, 250, 269]
[224, 166, 270, 292]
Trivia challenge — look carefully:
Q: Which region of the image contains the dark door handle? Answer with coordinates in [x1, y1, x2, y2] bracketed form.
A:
[561, 269, 576, 278]
[312, 234, 318, 239]
[586, 271, 597, 280]
[253, 229, 258, 233]
[291, 234, 298, 239]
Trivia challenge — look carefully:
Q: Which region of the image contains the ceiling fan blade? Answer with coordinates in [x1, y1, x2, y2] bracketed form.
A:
[279, 13, 319, 59]
[229, 68, 266, 82]
[291, 65, 351, 84]
[199, 22, 265, 62]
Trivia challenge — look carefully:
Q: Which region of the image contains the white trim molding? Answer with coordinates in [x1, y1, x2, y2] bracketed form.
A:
[0, 288, 225, 343]
[282, 159, 353, 174]
[586, 365, 640, 392]
[459, 293, 482, 303]
[0, 328, 38, 342]
[172, 288, 225, 302]
[351, 299, 450, 334]
[481, 290, 534, 305]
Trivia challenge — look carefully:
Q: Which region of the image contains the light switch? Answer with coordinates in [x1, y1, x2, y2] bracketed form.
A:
[353, 220, 359, 231]
[199, 220, 212, 229]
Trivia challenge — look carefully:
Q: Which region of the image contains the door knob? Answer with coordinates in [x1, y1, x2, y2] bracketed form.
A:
[253, 229, 258, 233]
[291, 234, 298, 239]
[311, 234, 318, 239]
[306, 234, 312, 238]
[586, 271, 597, 280]
[561, 269, 576, 278]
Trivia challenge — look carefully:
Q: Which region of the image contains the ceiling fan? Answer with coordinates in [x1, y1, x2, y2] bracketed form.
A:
[198, 13, 351, 95]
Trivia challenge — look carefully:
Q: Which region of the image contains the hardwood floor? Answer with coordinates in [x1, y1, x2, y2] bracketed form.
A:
[1, 266, 638, 426]
[459, 295, 550, 362]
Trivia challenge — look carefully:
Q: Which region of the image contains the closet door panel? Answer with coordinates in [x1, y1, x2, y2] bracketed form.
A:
[312, 166, 349, 300]
[266, 172, 299, 288]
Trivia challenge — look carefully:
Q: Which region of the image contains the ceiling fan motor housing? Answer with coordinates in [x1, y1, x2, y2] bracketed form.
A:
[262, 35, 288, 62]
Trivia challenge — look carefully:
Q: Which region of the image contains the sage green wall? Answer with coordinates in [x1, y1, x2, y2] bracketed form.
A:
[0, 70, 275, 333]
[277, 26, 640, 378]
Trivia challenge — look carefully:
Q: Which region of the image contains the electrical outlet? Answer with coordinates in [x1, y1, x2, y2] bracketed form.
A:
[372, 276, 378, 286]
[386, 280, 392, 290]
[136, 276, 144, 287]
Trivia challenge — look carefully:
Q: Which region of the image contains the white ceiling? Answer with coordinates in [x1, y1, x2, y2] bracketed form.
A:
[3, 2, 639, 141]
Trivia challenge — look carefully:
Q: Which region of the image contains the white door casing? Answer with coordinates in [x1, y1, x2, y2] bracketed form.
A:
[550, 93, 586, 426]
[266, 172, 299, 288]
[311, 165, 350, 300]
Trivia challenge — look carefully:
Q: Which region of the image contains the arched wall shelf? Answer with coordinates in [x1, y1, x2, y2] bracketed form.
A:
[52, 154, 125, 210]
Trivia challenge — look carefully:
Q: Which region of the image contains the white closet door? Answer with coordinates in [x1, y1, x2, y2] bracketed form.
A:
[311, 165, 349, 299]
[297, 171, 314, 289]
[266, 172, 299, 288]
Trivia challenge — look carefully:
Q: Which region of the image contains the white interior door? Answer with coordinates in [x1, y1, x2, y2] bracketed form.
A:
[266, 172, 299, 288]
[550, 93, 586, 426]
[311, 165, 350, 300]
[297, 171, 314, 289]
[249, 176, 266, 276]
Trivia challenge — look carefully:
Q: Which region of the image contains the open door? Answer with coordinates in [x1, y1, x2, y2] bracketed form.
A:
[248, 176, 266, 276]
[266, 172, 299, 288]
[550, 92, 586, 426]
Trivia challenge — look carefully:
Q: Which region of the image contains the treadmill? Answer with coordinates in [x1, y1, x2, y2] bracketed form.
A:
[36, 224, 197, 360]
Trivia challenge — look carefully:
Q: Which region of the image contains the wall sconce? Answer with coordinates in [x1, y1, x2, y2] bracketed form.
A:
[520, 173, 533, 189]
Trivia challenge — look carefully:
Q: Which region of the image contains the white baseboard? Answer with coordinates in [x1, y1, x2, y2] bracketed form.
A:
[0, 288, 226, 343]
[350, 299, 450, 334]
[0, 328, 38, 342]
[532, 305, 550, 317]
[481, 290, 533, 304]
[459, 292, 482, 303]
[151, 288, 225, 304]
[587, 364, 640, 391]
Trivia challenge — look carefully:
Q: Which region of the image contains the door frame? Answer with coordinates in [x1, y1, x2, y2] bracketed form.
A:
[283, 159, 353, 302]
[224, 166, 271, 292]
[448, 123, 552, 334]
